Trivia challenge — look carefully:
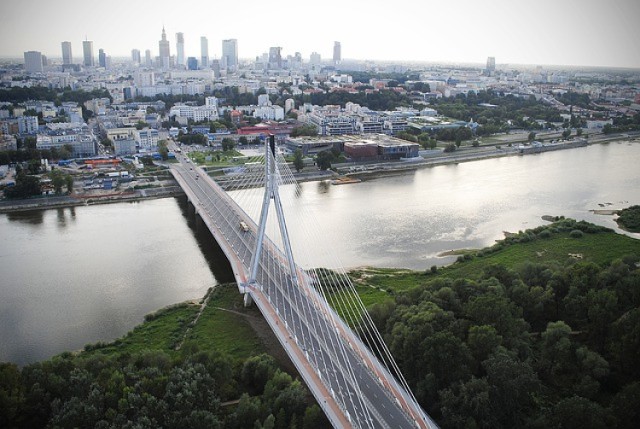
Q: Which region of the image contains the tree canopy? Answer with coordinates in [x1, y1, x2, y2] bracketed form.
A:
[368, 218, 640, 428]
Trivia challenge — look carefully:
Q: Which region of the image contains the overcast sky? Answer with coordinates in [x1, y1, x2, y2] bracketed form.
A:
[1, 0, 639, 68]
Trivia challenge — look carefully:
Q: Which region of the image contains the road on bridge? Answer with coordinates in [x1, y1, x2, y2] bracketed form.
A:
[170, 150, 437, 429]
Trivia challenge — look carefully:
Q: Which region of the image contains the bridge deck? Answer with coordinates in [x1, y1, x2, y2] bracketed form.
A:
[170, 158, 437, 429]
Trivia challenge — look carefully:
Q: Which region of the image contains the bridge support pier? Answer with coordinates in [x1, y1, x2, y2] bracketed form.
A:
[243, 292, 253, 307]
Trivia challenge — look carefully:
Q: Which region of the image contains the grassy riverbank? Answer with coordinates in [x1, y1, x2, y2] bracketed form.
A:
[349, 217, 640, 304]
[82, 284, 273, 361]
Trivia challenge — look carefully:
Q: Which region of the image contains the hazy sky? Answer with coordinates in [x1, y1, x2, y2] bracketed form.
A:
[1, 0, 639, 68]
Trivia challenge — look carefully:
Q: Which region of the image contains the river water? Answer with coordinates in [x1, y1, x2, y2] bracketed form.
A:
[1, 141, 639, 365]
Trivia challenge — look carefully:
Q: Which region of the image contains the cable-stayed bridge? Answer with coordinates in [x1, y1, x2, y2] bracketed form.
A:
[170, 137, 438, 429]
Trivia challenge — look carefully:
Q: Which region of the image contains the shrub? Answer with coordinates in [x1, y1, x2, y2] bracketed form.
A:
[539, 229, 552, 239]
[570, 229, 584, 238]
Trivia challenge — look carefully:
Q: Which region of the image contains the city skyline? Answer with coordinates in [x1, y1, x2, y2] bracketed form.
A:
[0, 0, 639, 68]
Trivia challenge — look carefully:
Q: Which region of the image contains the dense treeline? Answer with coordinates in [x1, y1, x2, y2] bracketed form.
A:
[0, 145, 74, 166]
[432, 90, 563, 133]
[0, 87, 112, 105]
[294, 89, 414, 111]
[604, 113, 640, 134]
[346, 71, 421, 85]
[0, 348, 327, 428]
[368, 219, 640, 428]
[557, 91, 591, 109]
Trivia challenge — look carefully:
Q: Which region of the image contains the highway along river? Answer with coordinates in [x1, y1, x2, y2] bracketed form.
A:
[1, 140, 639, 364]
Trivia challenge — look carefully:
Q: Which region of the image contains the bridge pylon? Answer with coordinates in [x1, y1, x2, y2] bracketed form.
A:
[245, 135, 298, 306]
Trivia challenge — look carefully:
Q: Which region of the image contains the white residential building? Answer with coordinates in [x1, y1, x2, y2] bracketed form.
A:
[36, 126, 96, 157]
[135, 128, 159, 149]
[18, 116, 39, 134]
[253, 105, 284, 121]
[169, 99, 219, 122]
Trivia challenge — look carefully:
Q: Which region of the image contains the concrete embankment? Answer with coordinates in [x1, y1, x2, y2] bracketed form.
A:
[0, 186, 184, 214]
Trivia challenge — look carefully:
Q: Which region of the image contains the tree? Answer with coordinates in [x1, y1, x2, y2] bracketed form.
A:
[602, 123, 613, 134]
[549, 395, 610, 429]
[302, 405, 328, 429]
[528, 131, 536, 142]
[443, 143, 457, 153]
[135, 120, 149, 130]
[576, 128, 583, 137]
[439, 377, 495, 429]
[0, 363, 23, 427]
[65, 174, 74, 193]
[238, 136, 248, 146]
[315, 150, 333, 171]
[483, 349, 541, 427]
[49, 170, 66, 195]
[562, 128, 572, 139]
[23, 137, 37, 150]
[221, 138, 235, 152]
[412, 82, 431, 92]
[290, 124, 318, 137]
[293, 149, 304, 172]
[397, 131, 418, 143]
[158, 140, 169, 161]
[4, 173, 41, 198]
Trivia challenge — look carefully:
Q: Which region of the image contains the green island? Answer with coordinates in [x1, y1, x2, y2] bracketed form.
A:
[2, 217, 640, 428]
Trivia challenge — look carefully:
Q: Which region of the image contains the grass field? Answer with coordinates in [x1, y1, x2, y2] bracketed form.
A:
[82, 284, 268, 361]
[184, 285, 266, 359]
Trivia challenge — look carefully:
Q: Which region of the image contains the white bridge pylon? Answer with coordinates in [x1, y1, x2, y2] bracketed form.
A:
[245, 135, 299, 307]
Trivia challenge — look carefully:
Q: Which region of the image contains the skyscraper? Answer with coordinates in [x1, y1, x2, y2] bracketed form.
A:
[268, 47, 282, 69]
[200, 36, 209, 68]
[82, 40, 94, 67]
[333, 41, 341, 64]
[158, 27, 171, 69]
[24, 51, 43, 73]
[98, 48, 106, 68]
[222, 38, 238, 71]
[145, 49, 152, 67]
[176, 32, 185, 67]
[486, 56, 496, 73]
[61, 41, 73, 65]
[131, 49, 141, 64]
[310, 52, 321, 65]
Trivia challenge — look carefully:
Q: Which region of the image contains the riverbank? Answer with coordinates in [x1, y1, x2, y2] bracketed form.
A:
[338, 138, 594, 180]
[0, 185, 184, 214]
[1, 133, 637, 213]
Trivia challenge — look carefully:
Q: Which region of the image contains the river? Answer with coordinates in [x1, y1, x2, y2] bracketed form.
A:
[1, 141, 639, 365]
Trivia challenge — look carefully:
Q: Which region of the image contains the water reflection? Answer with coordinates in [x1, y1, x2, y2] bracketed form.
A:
[176, 196, 235, 284]
[317, 180, 330, 194]
[56, 207, 78, 228]
[6, 209, 44, 225]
